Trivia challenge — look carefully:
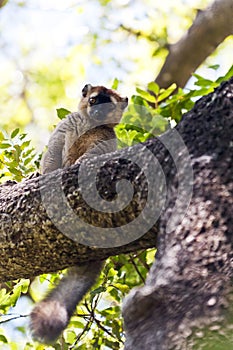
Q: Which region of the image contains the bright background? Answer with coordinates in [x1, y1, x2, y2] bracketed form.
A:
[0, 0, 232, 151]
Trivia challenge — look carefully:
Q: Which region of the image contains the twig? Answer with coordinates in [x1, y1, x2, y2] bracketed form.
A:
[128, 254, 146, 284]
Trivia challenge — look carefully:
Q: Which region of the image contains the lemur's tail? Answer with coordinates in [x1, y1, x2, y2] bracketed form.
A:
[29, 261, 103, 344]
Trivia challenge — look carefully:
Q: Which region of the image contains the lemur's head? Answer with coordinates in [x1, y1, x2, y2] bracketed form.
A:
[79, 84, 128, 126]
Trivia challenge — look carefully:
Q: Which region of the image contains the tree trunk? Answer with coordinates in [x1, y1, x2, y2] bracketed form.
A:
[155, 0, 233, 89]
[0, 77, 233, 349]
[123, 77, 233, 349]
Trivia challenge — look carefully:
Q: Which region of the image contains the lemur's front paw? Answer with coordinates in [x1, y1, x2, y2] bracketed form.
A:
[26, 171, 41, 180]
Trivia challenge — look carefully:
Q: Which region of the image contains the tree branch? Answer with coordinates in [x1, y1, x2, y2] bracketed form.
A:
[0, 0, 8, 9]
[0, 162, 158, 281]
[155, 0, 233, 89]
[1, 135, 167, 281]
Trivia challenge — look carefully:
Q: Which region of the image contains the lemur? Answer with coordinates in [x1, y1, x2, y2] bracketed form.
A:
[29, 84, 128, 344]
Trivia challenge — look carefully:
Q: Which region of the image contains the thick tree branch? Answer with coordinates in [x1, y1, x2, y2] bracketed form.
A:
[0, 161, 159, 281]
[123, 78, 233, 349]
[155, 0, 233, 89]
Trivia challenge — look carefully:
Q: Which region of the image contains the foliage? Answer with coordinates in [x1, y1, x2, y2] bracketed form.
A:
[0, 280, 30, 314]
[1, 0, 231, 135]
[56, 108, 71, 120]
[0, 129, 40, 183]
[116, 65, 233, 147]
[0, 279, 30, 348]
[27, 250, 155, 350]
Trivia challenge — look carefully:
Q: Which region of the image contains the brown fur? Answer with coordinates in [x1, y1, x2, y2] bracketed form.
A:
[63, 126, 116, 167]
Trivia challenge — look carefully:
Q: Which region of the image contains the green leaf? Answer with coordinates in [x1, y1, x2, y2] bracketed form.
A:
[9, 168, 22, 177]
[64, 329, 76, 344]
[16, 326, 26, 334]
[11, 128, 20, 139]
[24, 157, 33, 166]
[216, 64, 233, 84]
[13, 145, 21, 161]
[0, 334, 8, 343]
[128, 130, 139, 144]
[112, 319, 122, 340]
[108, 267, 117, 278]
[0, 289, 7, 306]
[21, 140, 31, 149]
[113, 283, 129, 293]
[90, 286, 106, 296]
[193, 74, 214, 87]
[157, 83, 177, 102]
[56, 108, 71, 120]
[16, 279, 30, 293]
[7, 160, 18, 168]
[70, 320, 85, 329]
[0, 143, 11, 149]
[103, 339, 120, 349]
[146, 249, 156, 265]
[136, 87, 156, 103]
[131, 95, 149, 106]
[0, 132, 4, 142]
[10, 286, 22, 307]
[150, 114, 169, 134]
[148, 81, 160, 95]
[111, 78, 119, 90]
[136, 132, 152, 142]
[22, 148, 34, 157]
[19, 133, 27, 140]
[208, 64, 220, 71]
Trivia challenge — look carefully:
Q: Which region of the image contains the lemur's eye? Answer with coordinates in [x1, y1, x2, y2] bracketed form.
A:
[89, 97, 97, 105]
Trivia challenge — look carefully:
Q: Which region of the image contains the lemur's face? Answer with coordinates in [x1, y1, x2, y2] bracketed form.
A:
[79, 84, 128, 125]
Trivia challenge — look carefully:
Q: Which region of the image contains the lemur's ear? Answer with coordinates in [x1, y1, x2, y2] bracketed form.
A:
[82, 84, 92, 97]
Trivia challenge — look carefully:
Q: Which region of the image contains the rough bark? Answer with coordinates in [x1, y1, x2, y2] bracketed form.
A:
[155, 0, 233, 89]
[0, 163, 158, 281]
[123, 78, 233, 349]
